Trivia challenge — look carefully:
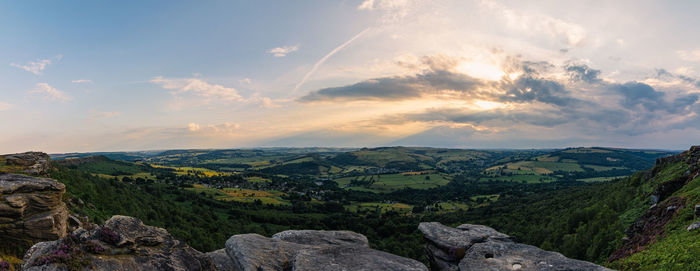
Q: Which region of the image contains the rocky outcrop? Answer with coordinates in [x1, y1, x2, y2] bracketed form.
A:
[0, 152, 51, 176]
[224, 230, 428, 271]
[0, 174, 68, 250]
[419, 222, 610, 271]
[22, 215, 214, 271]
[23, 217, 427, 271]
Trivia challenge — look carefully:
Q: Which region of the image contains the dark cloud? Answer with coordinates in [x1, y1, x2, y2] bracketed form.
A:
[298, 76, 426, 101]
[396, 108, 570, 128]
[610, 81, 698, 113]
[499, 75, 578, 107]
[611, 82, 666, 111]
[301, 57, 578, 107]
[566, 64, 601, 83]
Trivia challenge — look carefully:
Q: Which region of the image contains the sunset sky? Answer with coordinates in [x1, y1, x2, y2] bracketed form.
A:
[2, 0, 700, 153]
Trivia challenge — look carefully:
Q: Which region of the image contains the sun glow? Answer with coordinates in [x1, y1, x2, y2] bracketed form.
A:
[455, 61, 505, 81]
[474, 100, 506, 110]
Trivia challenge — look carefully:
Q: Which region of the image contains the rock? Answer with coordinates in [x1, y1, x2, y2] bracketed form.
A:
[272, 229, 369, 247]
[226, 231, 427, 271]
[418, 222, 515, 270]
[22, 215, 214, 271]
[611, 196, 687, 261]
[650, 195, 659, 205]
[695, 204, 700, 217]
[67, 214, 81, 232]
[459, 240, 611, 271]
[204, 249, 236, 271]
[0, 152, 51, 175]
[687, 221, 700, 232]
[419, 222, 610, 271]
[0, 174, 68, 248]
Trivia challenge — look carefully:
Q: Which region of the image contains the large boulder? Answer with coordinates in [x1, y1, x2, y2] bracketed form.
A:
[22, 215, 214, 271]
[419, 222, 610, 271]
[0, 174, 68, 250]
[225, 230, 428, 271]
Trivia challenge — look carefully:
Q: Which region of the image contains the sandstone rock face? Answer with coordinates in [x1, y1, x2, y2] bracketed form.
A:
[22, 215, 214, 271]
[272, 229, 370, 247]
[0, 174, 68, 248]
[419, 222, 610, 271]
[225, 230, 428, 271]
[0, 152, 51, 176]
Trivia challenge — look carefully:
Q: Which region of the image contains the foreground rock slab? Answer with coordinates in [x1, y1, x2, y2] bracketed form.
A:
[419, 222, 610, 271]
[0, 174, 68, 249]
[22, 215, 213, 271]
[225, 230, 428, 271]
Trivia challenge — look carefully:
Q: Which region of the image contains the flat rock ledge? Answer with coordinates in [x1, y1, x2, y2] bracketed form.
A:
[419, 222, 611, 271]
[223, 230, 428, 271]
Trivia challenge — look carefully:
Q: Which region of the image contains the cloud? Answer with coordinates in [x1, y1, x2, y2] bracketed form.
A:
[31, 83, 71, 102]
[565, 63, 602, 83]
[301, 56, 577, 107]
[72, 79, 92, 83]
[609, 82, 698, 113]
[677, 49, 700, 62]
[480, 1, 587, 47]
[90, 111, 121, 119]
[10, 55, 62, 75]
[187, 122, 240, 134]
[357, 0, 415, 23]
[151, 77, 243, 102]
[0, 102, 13, 111]
[188, 122, 201, 132]
[499, 75, 579, 107]
[268, 45, 299, 57]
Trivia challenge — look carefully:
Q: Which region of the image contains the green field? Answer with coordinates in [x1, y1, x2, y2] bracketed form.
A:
[186, 185, 290, 205]
[334, 173, 450, 193]
[345, 202, 413, 214]
[480, 174, 557, 183]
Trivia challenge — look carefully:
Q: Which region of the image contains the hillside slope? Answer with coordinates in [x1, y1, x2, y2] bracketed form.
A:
[607, 146, 700, 269]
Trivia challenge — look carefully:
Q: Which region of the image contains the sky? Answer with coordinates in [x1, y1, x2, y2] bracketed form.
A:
[1, 0, 700, 153]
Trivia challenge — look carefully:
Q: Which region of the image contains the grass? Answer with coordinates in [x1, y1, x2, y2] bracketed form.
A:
[334, 173, 450, 193]
[150, 164, 232, 177]
[480, 174, 557, 183]
[186, 185, 289, 205]
[245, 176, 271, 183]
[345, 202, 413, 214]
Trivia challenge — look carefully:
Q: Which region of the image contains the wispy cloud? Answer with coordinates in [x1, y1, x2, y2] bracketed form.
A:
[31, 83, 71, 102]
[480, 1, 587, 47]
[151, 77, 244, 102]
[268, 45, 299, 57]
[10, 55, 62, 75]
[187, 122, 240, 133]
[72, 79, 92, 83]
[0, 102, 13, 111]
[293, 28, 370, 94]
[90, 111, 121, 119]
[677, 49, 700, 62]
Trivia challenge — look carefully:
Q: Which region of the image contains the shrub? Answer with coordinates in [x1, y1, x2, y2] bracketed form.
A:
[98, 227, 120, 245]
[83, 240, 105, 254]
